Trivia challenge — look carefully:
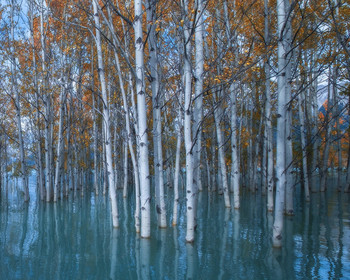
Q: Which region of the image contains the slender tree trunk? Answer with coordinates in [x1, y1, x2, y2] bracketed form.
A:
[54, 71, 67, 202]
[146, 0, 167, 228]
[92, 0, 119, 228]
[91, 48, 99, 196]
[284, 2, 294, 215]
[272, 0, 288, 248]
[134, 0, 151, 238]
[123, 141, 128, 198]
[183, 0, 196, 242]
[193, 0, 205, 193]
[230, 84, 240, 209]
[172, 96, 182, 226]
[213, 92, 231, 208]
[310, 55, 320, 193]
[320, 77, 333, 192]
[264, 17, 274, 210]
[298, 88, 310, 202]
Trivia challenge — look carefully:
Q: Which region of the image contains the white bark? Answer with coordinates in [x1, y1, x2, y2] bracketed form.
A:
[230, 85, 240, 209]
[172, 96, 182, 226]
[183, 0, 196, 243]
[104, 4, 140, 231]
[213, 95, 231, 208]
[284, 0, 294, 216]
[123, 141, 128, 198]
[134, 0, 151, 238]
[146, 0, 167, 228]
[40, 0, 53, 202]
[264, 12, 274, 210]
[92, 0, 119, 228]
[193, 0, 205, 193]
[54, 83, 67, 202]
[272, 0, 288, 248]
[91, 46, 99, 196]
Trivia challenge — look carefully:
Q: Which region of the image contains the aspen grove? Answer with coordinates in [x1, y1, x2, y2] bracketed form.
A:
[0, 0, 349, 247]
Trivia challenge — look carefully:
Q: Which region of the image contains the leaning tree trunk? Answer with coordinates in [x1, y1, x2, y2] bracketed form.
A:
[213, 92, 231, 209]
[92, 0, 119, 228]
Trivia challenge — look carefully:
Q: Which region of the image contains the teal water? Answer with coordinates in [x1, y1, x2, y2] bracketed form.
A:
[1, 179, 349, 279]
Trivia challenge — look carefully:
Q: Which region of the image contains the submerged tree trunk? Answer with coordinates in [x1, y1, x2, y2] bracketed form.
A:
[298, 88, 310, 202]
[92, 0, 119, 228]
[54, 82, 67, 202]
[320, 77, 333, 193]
[272, 0, 288, 248]
[172, 95, 182, 226]
[134, 0, 151, 238]
[213, 92, 231, 208]
[40, 0, 53, 202]
[230, 84, 240, 209]
[147, 0, 167, 228]
[183, 0, 196, 243]
[10, 0, 29, 202]
[193, 0, 205, 194]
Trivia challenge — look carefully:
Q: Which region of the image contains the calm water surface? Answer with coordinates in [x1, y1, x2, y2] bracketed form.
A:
[0, 178, 349, 279]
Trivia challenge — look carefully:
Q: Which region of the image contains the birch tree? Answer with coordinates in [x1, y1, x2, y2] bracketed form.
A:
[92, 0, 119, 228]
[182, 0, 196, 242]
[146, 0, 167, 228]
[193, 0, 205, 193]
[272, 0, 288, 248]
[264, 0, 274, 212]
[134, 0, 151, 238]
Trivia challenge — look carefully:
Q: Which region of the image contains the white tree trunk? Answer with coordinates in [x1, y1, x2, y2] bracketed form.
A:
[91, 56, 99, 196]
[40, 0, 53, 202]
[54, 84, 67, 202]
[264, 10, 274, 210]
[215, 108, 231, 208]
[172, 96, 182, 226]
[123, 141, 128, 198]
[183, 0, 196, 243]
[193, 0, 205, 193]
[146, 0, 167, 228]
[92, 0, 119, 228]
[284, 0, 294, 216]
[272, 0, 288, 248]
[134, 0, 151, 238]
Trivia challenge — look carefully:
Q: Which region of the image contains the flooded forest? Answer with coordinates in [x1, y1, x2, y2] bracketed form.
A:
[0, 0, 350, 279]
